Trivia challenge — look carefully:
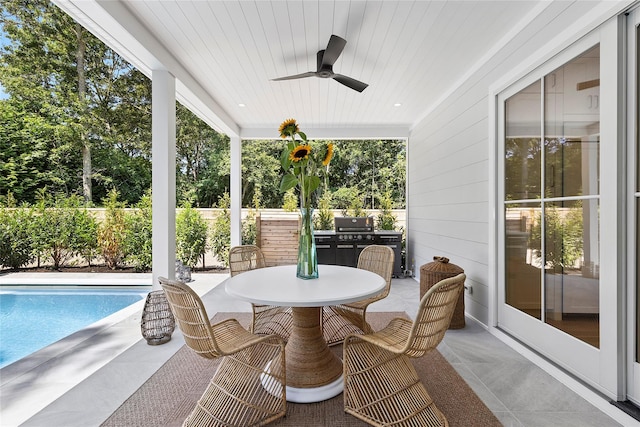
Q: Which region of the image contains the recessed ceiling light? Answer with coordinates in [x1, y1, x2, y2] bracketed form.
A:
[238, 103, 246, 107]
[394, 103, 401, 107]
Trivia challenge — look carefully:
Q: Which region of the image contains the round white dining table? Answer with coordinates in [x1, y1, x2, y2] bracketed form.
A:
[225, 264, 386, 403]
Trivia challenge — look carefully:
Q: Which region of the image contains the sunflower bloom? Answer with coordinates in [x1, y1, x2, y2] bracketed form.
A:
[279, 118, 299, 139]
[322, 143, 334, 166]
[290, 144, 311, 162]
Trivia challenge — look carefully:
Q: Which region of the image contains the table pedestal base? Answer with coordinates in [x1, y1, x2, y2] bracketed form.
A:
[286, 374, 343, 403]
[284, 307, 343, 402]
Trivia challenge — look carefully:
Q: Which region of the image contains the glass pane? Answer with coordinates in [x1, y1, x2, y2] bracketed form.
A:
[544, 199, 600, 348]
[637, 198, 640, 362]
[505, 80, 541, 201]
[505, 203, 541, 319]
[545, 46, 600, 198]
[637, 28, 640, 364]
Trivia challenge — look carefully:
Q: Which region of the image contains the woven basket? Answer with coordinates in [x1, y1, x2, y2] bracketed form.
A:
[420, 256, 465, 329]
[141, 290, 176, 345]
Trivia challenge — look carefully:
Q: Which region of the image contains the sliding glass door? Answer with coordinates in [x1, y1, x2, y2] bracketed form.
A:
[498, 17, 625, 397]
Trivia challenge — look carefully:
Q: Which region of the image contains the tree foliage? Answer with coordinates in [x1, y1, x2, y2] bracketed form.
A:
[0, 0, 152, 205]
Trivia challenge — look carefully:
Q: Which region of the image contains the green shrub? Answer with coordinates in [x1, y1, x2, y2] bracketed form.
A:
[333, 187, 365, 217]
[33, 192, 98, 269]
[242, 190, 261, 245]
[314, 191, 334, 230]
[376, 190, 397, 230]
[176, 203, 209, 268]
[98, 190, 127, 269]
[74, 205, 99, 266]
[346, 193, 366, 217]
[210, 192, 231, 266]
[282, 188, 297, 211]
[124, 192, 153, 271]
[0, 205, 36, 269]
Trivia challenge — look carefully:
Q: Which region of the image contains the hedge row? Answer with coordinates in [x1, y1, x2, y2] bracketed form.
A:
[0, 190, 247, 271]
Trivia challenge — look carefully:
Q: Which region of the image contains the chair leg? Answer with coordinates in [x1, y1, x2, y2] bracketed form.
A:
[343, 338, 448, 427]
[252, 307, 293, 342]
[184, 339, 286, 427]
[322, 305, 371, 346]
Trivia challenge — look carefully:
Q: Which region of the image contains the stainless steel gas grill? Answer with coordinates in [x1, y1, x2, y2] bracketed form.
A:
[334, 217, 375, 267]
[314, 230, 337, 265]
[374, 230, 403, 277]
[312, 216, 403, 277]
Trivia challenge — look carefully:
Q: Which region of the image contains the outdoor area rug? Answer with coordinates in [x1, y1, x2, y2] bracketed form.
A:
[101, 312, 501, 427]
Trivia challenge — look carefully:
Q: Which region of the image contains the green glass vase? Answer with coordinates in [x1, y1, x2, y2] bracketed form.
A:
[297, 206, 319, 279]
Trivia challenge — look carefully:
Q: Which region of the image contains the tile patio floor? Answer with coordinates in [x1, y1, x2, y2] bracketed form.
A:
[0, 272, 636, 426]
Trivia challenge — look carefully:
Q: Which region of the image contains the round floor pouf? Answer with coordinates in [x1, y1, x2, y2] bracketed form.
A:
[141, 290, 175, 345]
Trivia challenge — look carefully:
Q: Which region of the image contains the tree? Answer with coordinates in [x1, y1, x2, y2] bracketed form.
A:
[326, 139, 406, 209]
[0, 0, 153, 206]
[241, 140, 284, 208]
[176, 105, 227, 207]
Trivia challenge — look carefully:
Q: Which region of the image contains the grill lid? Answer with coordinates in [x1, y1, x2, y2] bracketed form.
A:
[335, 216, 373, 232]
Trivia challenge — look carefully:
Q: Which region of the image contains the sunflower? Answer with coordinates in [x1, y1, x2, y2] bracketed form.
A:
[279, 118, 299, 139]
[290, 144, 311, 162]
[322, 143, 334, 166]
[278, 118, 333, 210]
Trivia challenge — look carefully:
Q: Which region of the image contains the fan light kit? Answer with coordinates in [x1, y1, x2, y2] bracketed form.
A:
[272, 35, 368, 93]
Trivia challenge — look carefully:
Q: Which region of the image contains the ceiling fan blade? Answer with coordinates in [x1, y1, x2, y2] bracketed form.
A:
[271, 71, 317, 81]
[321, 35, 347, 67]
[333, 74, 368, 92]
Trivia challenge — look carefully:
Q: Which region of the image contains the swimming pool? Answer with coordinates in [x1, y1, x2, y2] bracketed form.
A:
[0, 287, 149, 369]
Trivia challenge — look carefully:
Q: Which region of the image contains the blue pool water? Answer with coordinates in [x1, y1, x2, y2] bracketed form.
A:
[0, 287, 149, 369]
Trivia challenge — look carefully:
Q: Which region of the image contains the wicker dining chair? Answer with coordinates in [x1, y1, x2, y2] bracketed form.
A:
[342, 273, 466, 427]
[159, 277, 287, 427]
[322, 245, 394, 345]
[229, 245, 293, 341]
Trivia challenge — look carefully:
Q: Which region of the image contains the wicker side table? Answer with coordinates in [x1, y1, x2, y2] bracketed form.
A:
[420, 256, 465, 329]
[141, 290, 175, 345]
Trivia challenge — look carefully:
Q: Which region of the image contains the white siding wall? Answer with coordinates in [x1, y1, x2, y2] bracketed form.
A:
[407, 1, 629, 325]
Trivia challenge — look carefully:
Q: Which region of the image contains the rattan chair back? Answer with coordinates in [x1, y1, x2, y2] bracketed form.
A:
[404, 273, 465, 358]
[357, 245, 394, 297]
[159, 277, 223, 358]
[228, 245, 293, 341]
[229, 245, 266, 277]
[321, 245, 395, 345]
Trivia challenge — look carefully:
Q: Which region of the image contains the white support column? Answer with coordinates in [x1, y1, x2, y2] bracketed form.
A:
[230, 136, 242, 247]
[151, 70, 176, 288]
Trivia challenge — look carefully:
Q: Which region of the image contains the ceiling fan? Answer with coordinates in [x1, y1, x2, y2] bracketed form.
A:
[271, 35, 368, 93]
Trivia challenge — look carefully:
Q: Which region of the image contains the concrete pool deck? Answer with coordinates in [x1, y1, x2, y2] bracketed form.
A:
[0, 272, 230, 427]
[0, 272, 153, 286]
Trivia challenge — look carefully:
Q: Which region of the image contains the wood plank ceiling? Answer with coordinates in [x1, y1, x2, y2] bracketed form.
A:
[59, 0, 541, 138]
